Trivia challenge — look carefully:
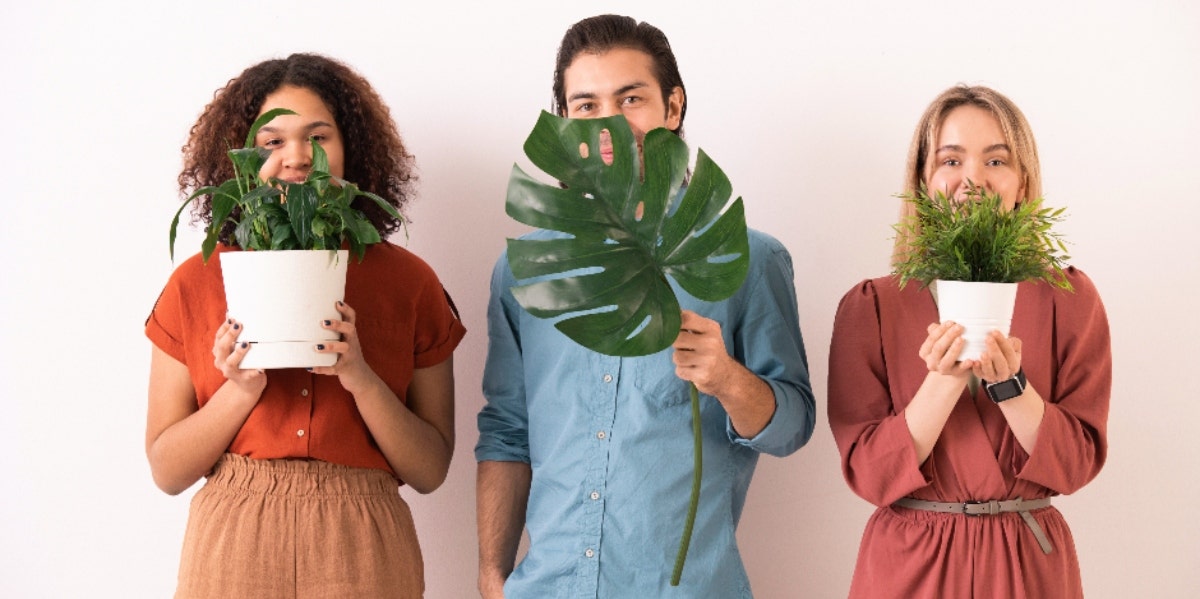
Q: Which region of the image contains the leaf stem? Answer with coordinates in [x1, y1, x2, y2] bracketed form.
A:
[670, 382, 702, 586]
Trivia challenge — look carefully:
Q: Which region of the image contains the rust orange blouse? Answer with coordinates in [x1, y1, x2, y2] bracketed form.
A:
[146, 242, 466, 481]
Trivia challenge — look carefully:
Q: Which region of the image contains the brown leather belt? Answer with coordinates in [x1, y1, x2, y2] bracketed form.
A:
[893, 497, 1054, 554]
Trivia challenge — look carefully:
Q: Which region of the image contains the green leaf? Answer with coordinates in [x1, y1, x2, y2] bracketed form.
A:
[245, 108, 296, 148]
[505, 111, 750, 357]
[284, 183, 318, 248]
[892, 187, 1073, 291]
[311, 138, 329, 175]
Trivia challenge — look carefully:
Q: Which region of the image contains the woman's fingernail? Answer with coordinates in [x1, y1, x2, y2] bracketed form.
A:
[306, 368, 313, 372]
[233, 323, 240, 330]
[240, 342, 248, 349]
[323, 320, 332, 326]
[337, 301, 345, 307]
[316, 344, 325, 350]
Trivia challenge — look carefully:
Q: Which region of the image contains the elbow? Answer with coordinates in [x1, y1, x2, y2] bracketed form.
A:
[149, 468, 191, 496]
[407, 468, 449, 495]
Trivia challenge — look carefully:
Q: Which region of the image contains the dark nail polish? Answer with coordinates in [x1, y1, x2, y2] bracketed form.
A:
[306, 368, 313, 372]
[240, 342, 248, 349]
[316, 344, 325, 350]
[233, 323, 240, 330]
[323, 320, 332, 326]
[337, 301, 345, 307]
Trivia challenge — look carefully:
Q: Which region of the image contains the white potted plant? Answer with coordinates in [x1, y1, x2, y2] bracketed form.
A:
[167, 108, 402, 369]
[892, 188, 1073, 360]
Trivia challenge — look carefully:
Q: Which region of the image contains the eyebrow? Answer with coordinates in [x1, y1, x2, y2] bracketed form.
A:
[257, 121, 336, 134]
[566, 81, 651, 103]
[936, 143, 1011, 154]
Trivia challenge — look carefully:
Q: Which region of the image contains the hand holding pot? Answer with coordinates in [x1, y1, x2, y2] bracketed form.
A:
[310, 301, 376, 393]
[212, 318, 267, 394]
[919, 321, 976, 377]
[973, 330, 1023, 384]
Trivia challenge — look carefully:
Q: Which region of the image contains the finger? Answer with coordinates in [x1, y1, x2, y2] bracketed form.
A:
[335, 300, 356, 325]
[223, 340, 251, 372]
[935, 337, 965, 372]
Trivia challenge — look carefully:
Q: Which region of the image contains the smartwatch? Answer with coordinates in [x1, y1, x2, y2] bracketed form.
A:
[985, 369, 1027, 403]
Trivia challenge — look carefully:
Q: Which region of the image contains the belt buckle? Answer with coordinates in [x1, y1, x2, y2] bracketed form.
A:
[963, 500, 987, 517]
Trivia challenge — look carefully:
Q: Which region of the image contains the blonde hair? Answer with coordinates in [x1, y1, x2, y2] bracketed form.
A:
[893, 85, 1042, 263]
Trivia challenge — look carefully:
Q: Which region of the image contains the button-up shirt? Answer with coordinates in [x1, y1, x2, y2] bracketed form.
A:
[476, 228, 815, 598]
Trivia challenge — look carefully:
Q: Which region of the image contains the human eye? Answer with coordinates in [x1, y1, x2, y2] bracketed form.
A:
[986, 158, 1007, 167]
[942, 158, 960, 167]
[259, 137, 283, 148]
[621, 95, 642, 106]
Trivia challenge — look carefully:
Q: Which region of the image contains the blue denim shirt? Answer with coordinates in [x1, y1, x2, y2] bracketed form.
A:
[476, 228, 815, 598]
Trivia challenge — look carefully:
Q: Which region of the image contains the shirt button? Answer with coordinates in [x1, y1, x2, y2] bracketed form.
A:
[590, 491, 600, 501]
[585, 548, 595, 558]
[596, 431, 607, 440]
[301, 389, 309, 397]
[297, 429, 305, 437]
[602, 374, 613, 383]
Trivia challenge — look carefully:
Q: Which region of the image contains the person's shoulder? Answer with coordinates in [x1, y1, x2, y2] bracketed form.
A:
[1048, 265, 1105, 309]
[840, 275, 902, 303]
[364, 241, 441, 281]
[747, 228, 788, 256]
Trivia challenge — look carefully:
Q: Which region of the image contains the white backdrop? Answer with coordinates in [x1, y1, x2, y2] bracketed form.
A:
[2, 1, 1197, 597]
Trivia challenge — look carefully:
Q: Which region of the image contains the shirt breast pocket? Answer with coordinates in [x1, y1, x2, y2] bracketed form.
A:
[632, 351, 691, 410]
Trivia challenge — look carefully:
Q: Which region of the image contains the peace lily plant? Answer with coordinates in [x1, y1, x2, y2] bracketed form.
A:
[505, 111, 750, 585]
[167, 107, 402, 263]
[165, 107, 403, 369]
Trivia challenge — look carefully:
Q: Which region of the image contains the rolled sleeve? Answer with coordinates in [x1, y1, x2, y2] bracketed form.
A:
[475, 254, 532, 464]
[726, 232, 815, 457]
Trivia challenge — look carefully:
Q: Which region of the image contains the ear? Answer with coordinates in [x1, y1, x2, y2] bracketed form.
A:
[665, 86, 684, 131]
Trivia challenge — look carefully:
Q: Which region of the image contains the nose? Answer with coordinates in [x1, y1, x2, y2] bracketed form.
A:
[958, 161, 987, 198]
[282, 141, 312, 170]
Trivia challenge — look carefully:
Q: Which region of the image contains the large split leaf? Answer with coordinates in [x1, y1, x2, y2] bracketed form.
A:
[505, 111, 749, 357]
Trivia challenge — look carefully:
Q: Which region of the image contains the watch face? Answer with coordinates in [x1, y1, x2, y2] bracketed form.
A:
[988, 379, 1022, 402]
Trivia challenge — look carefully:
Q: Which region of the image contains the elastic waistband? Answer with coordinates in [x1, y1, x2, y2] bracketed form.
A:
[206, 453, 399, 497]
[893, 497, 1054, 555]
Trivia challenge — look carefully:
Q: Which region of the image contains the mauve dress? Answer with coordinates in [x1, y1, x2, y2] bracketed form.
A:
[828, 268, 1110, 598]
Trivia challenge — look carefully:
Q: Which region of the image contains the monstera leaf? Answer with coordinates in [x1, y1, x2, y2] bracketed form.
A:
[505, 111, 749, 357]
[505, 111, 751, 585]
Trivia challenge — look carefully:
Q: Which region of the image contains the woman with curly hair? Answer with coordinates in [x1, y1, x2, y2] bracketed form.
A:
[145, 53, 465, 598]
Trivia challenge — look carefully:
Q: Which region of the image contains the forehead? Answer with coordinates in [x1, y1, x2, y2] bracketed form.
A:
[563, 47, 661, 95]
[259, 85, 336, 121]
[935, 104, 1007, 146]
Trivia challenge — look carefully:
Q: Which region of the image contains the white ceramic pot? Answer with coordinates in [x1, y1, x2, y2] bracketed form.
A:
[935, 280, 1018, 362]
[220, 249, 349, 369]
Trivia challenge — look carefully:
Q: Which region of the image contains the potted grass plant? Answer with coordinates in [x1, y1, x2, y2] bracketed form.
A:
[505, 111, 750, 585]
[167, 108, 403, 369]
[892, 187, 1072, 360]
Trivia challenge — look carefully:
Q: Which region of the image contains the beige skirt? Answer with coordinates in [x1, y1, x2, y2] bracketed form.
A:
[176, 453, 424, 598]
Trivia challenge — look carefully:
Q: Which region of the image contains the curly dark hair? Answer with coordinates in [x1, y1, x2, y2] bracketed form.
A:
[179, 53, 416, 241]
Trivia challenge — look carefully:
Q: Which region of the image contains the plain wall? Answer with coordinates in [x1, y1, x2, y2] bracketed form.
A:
[2, 1, 1196, 597]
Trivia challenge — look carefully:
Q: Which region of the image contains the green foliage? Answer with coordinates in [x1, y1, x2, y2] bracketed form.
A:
[167, 107, 402, 263]
[506, 111, 750, 357]
[893, 188, 1073, 291]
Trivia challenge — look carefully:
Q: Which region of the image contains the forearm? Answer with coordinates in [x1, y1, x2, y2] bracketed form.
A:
[477, 460, 531, 597]
[709, 360, 776, 439]
[147, 380, 260, 495]
[351, 369, 454, 494]
[903, 371, 968, 464]
[997, 384, 1045, 454]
